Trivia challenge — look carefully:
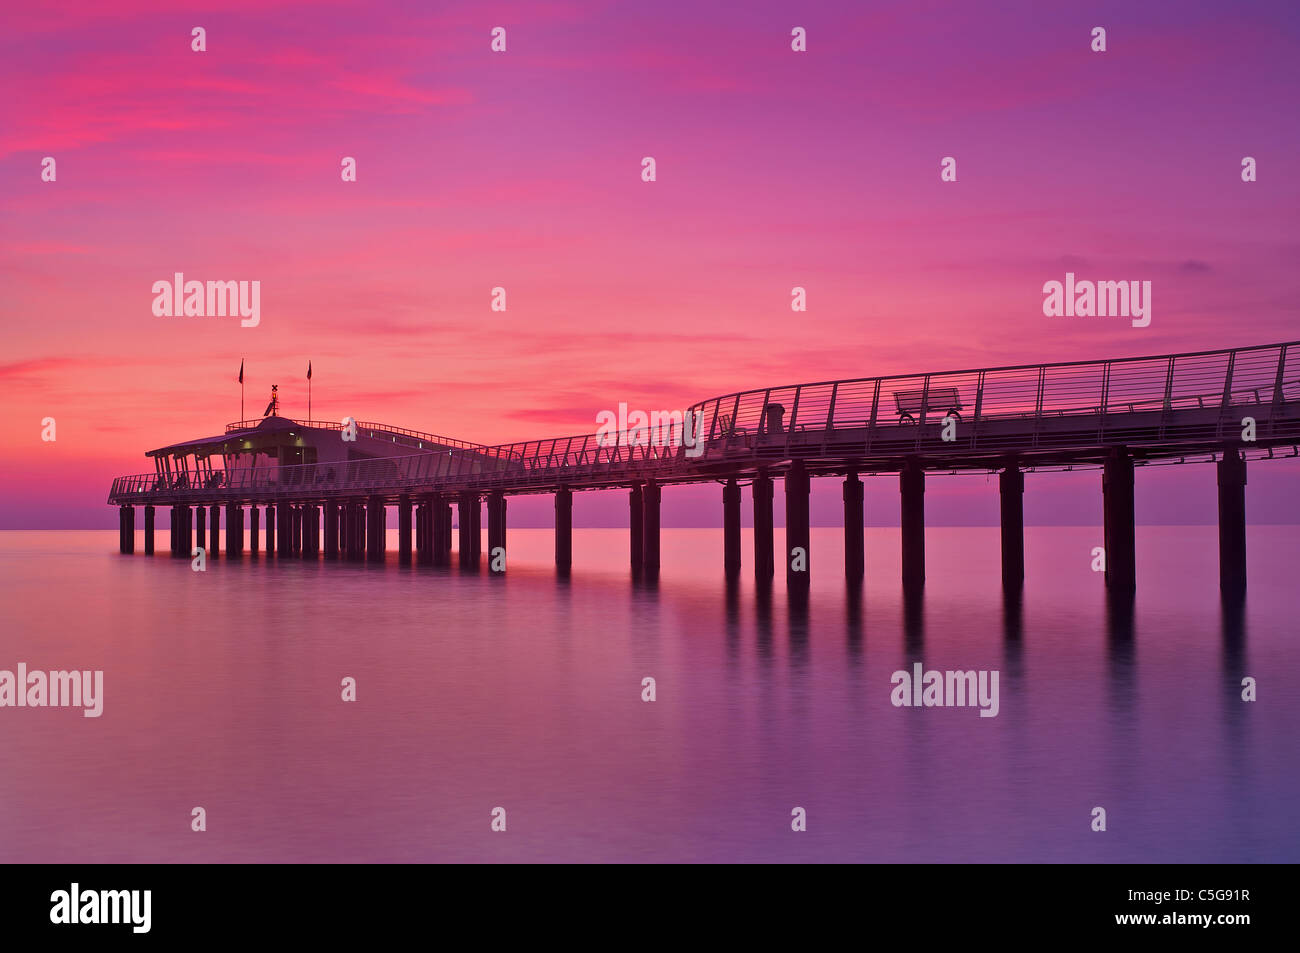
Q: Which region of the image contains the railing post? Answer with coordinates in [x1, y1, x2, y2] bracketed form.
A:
[1270, 344, 1288, 437]
[1218, 349, 1237, 439]
[970, 370, 985, 449]
[1159, 355, 1176, 438]
[865, 378, 881, 452]
[1099, 360, 1111, 442]
[784, 386, 801, 455]
[822, 382, 838, 455]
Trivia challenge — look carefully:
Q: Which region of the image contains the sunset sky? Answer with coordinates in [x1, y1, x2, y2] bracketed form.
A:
[2, 0, 1298, 528]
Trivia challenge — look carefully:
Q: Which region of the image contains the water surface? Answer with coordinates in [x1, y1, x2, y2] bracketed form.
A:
[0, 526, 1295, 862]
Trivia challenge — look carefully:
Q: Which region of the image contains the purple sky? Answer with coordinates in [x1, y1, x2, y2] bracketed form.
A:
[1, 0, 1298, 527]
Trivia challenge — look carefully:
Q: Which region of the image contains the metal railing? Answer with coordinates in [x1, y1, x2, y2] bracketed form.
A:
[111, 342, 1300, 503]
[687, 340, 1299, 455]
[222, 418, 488, 452]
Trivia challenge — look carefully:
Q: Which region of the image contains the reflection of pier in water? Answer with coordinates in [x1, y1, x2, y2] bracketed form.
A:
[111, 341, 1300, 595]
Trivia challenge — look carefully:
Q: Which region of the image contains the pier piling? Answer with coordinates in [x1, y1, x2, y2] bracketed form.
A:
[488, 491, 506, 571]
[1218, 447, 1247, 594]
[785, 462, 810, 588]
[843, 471, 864, 581]
[629, 483, 643, 576]
[144, 504, 155, 555]
[753, 471, 774, 580]
[555, 487, 572, 573]
[398, 495, 412, 563]
[1000, 462, 1025, 590]
[324, 503, 338, 560]
[227, 503, 242, 558]
[277, 503, 292, 557]
[643, 480, 661, 579]
[723, 478, 741, 577]
[458, 492, 479, 568]
[367, 496, 385, 562]
[1102, 447, 1136, 590]
[901, 458, 925, 589]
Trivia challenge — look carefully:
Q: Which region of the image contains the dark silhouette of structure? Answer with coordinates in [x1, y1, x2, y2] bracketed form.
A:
[110, 341, 1300, 594]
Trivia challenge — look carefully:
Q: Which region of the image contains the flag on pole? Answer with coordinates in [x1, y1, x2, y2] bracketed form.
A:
[307, 361, 312, 380]
[238, 359, 244, 384]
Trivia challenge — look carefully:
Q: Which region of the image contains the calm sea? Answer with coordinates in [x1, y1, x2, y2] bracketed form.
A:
[0, 526, 1296, 863]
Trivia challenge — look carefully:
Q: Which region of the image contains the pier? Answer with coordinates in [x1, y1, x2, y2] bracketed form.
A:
[110, 341, 1300, 593]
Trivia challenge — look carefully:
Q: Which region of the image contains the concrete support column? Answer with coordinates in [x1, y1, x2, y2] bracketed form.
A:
[414, 501, 425, 560]
[629, 483, 644, 576]
[723, 478, 741, 577]
[250, 505, 260, 555]
[442, 502, 454, 563]
[555, 487, 573, 572]
[291, 505, 302, 556]
[367, 496, 385, 562]
[421, 496, 438, 566]
[277, 502, 292, 557]
[266, 504, 276, 556]
[226, 503, 241, 558]
[195, 505, 206, 552]
[144, 504, 155, 555]
[753, 471, 774, 580]
[785, 462, 810, 588]
[169, 507, 177, 555]
[843, 471, 864, 581]
[209, 504, 220, 558]
[119, 506, 135, 553]
[487, 491, 506, 572]
[643, 480, 661, 579]
[1218, 448, 1247, 595]
[398, 495, 413, 563]
[900, 458, 925, 589]
[324, 503, 337, 560]
[424, 496, 437, 565]
[1000, 463, 1024, 590]
[304, 505, 318, 557]
[1102, 448, 1136, 591]
[455, 493, 475, 568]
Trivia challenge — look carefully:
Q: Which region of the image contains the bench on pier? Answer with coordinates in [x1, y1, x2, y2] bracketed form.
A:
[893, 386, 963, 423]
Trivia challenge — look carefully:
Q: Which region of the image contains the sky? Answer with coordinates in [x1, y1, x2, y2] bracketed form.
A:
[1, 0, 1298, 528]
